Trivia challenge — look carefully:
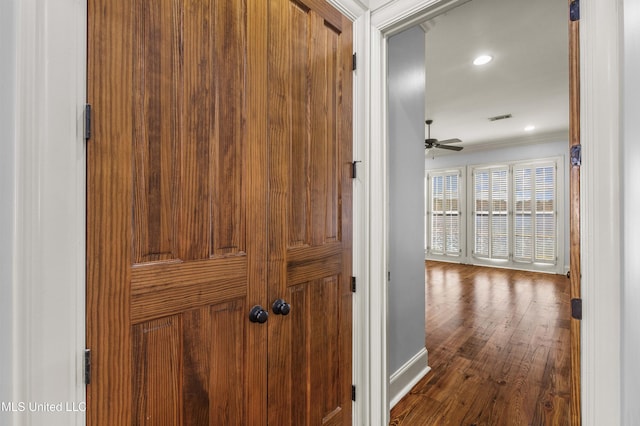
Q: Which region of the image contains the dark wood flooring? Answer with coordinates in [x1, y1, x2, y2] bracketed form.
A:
[390, 261, 571, 426]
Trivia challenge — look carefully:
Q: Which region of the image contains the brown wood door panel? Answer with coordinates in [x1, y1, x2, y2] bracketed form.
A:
[131, 300, 247, 425]
[268, 274, 351, 426]
[266, 0, 353, 424]
[568, 1, 581, 423]
[130, 0, 248, 263]
[88, 0, 351, 423]
[87, 0, 266, 423]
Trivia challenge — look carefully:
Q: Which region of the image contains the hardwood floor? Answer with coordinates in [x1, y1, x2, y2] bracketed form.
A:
[390, 261, 571, 426]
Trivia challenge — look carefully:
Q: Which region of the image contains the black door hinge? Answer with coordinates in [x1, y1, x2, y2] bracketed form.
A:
[84, 349, 92, 385]
[352, 53, 357, 71]
[570, 144, 581, 167]
[352, 161, 361, 179]
[570, 0, 580, 21]
[571, 298, 582, 320]
[351, 385, 356, 401]
[351, 276, 356, 293]
[84, 104, 92, 140]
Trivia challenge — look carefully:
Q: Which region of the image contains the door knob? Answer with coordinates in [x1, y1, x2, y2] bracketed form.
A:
[272, 299, 291, 316]
[249, 305, 269, 323]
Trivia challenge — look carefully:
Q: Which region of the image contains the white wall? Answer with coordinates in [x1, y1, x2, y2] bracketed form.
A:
[0, 1, 17, 422]
[622, 0, 640, 423]
[387, 26, 427, 374]
[425, 139, 570, 273]
[3, 1, 87, 425]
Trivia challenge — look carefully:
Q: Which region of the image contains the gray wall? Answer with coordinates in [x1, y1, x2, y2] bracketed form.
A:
[388, 26, 427, 374]
[425, 139, 570, 270]
[0, 0, 16, 415]
[622, 1, 640, 423]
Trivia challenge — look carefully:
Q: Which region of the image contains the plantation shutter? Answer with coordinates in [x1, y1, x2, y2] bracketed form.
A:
[513, 163, 556, 264]
[431, 175, 444, 253]
[473, 170, 489, 257]
[491, 169, 509, 259]
[429, 171, 461, 256]
[514, 167, 533, 262]
[445, 174, 460, 255]
[535, 165, 556, 263]
[473, 167, 509, 259]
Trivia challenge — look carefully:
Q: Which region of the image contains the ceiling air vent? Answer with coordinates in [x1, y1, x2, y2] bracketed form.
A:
[488, 114, 512, 122]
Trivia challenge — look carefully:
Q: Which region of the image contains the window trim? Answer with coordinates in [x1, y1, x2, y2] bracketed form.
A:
[425, 167, 465, 260]
[426, 156, 564, 274]
[471, 165, 510, 261]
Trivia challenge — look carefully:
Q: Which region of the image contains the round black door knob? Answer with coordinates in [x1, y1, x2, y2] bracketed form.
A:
[272, 299, 291, 316]
[249, 305, 269, 323]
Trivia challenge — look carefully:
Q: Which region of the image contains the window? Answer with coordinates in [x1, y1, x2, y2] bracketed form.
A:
[513, 163, 556, 264]
[473, 167, 508, 259]
[426, 157, 562, 272]
[427, 170, 462, 257]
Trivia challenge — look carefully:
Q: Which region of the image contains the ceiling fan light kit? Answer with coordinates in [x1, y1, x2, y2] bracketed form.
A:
[425, 119, 464, 151]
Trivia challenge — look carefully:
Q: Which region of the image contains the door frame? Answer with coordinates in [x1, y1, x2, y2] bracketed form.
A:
[367, 0, 621, 425]
[7, 0, 621, 425]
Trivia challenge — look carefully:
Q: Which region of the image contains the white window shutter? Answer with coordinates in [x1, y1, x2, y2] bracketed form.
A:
[428, 171, 461, 257]
[534, 165, 556, 263]
[491, 169, 509, 259]
[474, 171, 489, 257]
[514, 167, 533, 262]
[445, 174, 460, 255]
[431, 175, 444, 254]
[512, 162, 557, 265]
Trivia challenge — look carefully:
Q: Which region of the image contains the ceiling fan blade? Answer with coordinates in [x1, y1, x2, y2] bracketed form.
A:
[435, 144, 463, 151]
[436, 138, 462, 145]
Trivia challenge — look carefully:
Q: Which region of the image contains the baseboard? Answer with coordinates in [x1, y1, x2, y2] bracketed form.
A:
[389, 347, 431, 408]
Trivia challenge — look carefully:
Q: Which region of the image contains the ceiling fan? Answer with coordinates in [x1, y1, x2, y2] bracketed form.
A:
[425, 119, 464, 151]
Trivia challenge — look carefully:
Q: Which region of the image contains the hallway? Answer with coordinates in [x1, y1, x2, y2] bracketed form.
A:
[390, 261, 571, 425]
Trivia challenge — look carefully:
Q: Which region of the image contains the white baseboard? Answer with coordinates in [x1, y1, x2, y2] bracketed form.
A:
[389, 347, 431, 408]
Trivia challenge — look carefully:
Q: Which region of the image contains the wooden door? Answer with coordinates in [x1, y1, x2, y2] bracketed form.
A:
[86, 0, 352, 424]
[568, 1, 581, 423]
[265, 0, 353, 425]
[87, 0, 268, 423]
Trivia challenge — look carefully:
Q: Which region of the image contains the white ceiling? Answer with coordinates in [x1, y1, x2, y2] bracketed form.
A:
[423, 0, 569, 152]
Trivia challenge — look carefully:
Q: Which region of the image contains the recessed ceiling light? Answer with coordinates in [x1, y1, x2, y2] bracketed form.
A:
[524, 125, 536, 132]
[473, 55, 493, 66]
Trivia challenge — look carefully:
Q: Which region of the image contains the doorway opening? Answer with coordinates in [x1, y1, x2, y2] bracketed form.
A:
[384, 0, 578, 423]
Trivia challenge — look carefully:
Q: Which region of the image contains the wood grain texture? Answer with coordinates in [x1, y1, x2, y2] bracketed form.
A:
[181, 308, 211, 426]
[568, 4, 582, 424]
[266, 0, 353, 424]
[210, 0, 247, 257]
[131, 0, 180, 264]
[130, 256, 247, 323]
[132, 316, 182, 426]
[245, 0, 270, 422]
[88, 0, 259, 423]
[287, 252, 343, 286]
[173, 0, 212, 261]
[309, 12, 330, 247]
[88, 0, 350, 422]
[209, 300, 246, 424]
[390, 261, 571, 426]
[87, 0, 134, 422]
